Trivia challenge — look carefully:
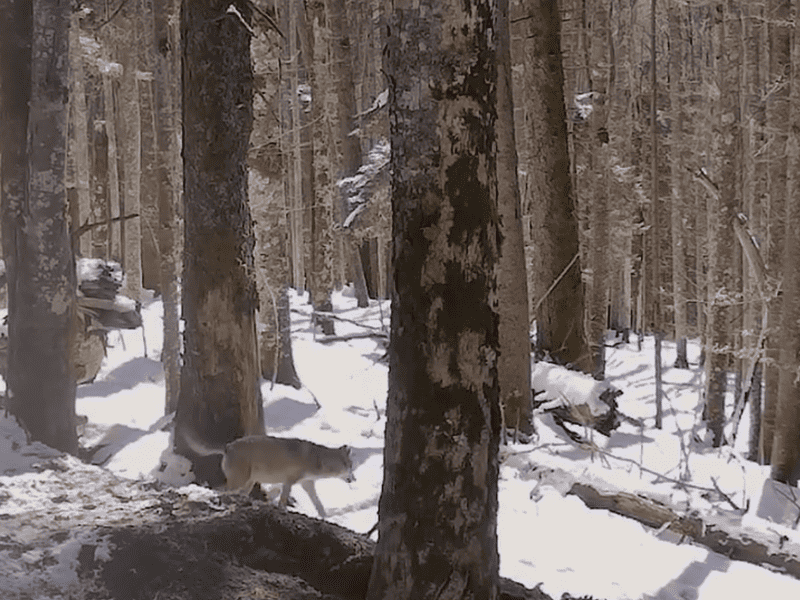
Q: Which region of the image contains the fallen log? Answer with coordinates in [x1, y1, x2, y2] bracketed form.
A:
[566, 481, 800, 579]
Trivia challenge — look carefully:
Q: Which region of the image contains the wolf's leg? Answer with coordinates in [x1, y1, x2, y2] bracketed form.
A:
[300, 480, 326, 518]
[279, 480, 298, 507]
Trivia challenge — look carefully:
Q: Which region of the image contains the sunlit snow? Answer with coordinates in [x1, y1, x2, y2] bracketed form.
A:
[1, 288, 799, 599]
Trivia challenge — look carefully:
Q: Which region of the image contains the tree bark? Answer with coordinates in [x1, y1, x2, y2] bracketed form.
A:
[327, 0, 369, 308]
[68, 10, 92, 258]
[668, 3, 690, 370]
[1, 0, 78, 454]
[769, 5, 800, 485]
[117, 8, 143, 299]
[524, 0, 590, 373]
[704, 1, 739, 447]
[250, 13, 301, 389]
[761, 0, 791, 464]
[368, 0, 501, 596]
[587, 0, 611, 382]
[176, 0, 264, 476]
[496, 0, 532, 435]
[149, 0, 182, 414]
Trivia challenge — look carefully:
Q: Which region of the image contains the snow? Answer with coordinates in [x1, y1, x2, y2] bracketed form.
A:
[2, 290, 800, 599]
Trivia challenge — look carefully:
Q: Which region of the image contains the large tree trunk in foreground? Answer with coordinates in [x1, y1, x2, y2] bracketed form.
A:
[368, 0, 501, 597]
[176, 0, 263, 477]
[1, 0, 78, 454]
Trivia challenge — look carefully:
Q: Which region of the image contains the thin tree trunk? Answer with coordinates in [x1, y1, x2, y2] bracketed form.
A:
[68, 11, 92, 258]
[588, 0, 611, 381]
[302, 1, 335, 334]
[704, 0, 740, 447]
[149, 0, 181, 414]
[327, 0, 369, 308]
[287, 0, 305, 290]
[649, 0, 662, 427]
[761, 0, 790, 464]
[769, 6, 800, 484]
[117, 9, 142, 298]
[89, 81, 110, 259]
[496, 0, 531, 434]
[100, 44, 121, 260]
[668, 3, 689, 370]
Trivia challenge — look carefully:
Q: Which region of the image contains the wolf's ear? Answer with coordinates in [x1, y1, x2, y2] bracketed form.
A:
[340, 445, 351, 455]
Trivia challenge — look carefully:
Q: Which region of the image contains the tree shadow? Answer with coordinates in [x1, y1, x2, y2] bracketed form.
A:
[77, 357, 164, 399]
[651, 553, 730, 600]
[264, 396, 319, 431]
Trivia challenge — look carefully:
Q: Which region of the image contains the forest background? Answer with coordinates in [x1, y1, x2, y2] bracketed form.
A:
[3, 0, 800, 488]
[2, 0, 800, 596]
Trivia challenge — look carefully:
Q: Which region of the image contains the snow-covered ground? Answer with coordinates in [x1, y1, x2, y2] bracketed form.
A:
[2, 288, 800, 599]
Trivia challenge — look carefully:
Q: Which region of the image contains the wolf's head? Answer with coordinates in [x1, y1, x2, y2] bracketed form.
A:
[326, 445, 355, 483]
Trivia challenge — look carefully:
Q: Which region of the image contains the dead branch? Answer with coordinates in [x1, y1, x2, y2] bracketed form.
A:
[73, 213, 140, 243]
[317, 331, 389, 344]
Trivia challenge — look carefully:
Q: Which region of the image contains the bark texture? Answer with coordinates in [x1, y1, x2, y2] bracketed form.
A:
[368, 0, 501, 597]
[1, 0, 78, 454]
[150, 0, 182, 414]
[524, 0, 590, 373]
[176, 0, 263, 474]
[769, 5, 800, 484]
[704, 1, 739, 447]
[761, 0, 791, 463]
[496, 0, 532, 434]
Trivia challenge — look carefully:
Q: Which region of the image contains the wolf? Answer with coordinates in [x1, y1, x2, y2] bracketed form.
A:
[181, 428, 354, 518]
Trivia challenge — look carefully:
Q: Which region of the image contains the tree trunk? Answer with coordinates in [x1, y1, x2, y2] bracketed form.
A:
[761, 0, 790, 464]
[327, 0, 369, 308]
[285, 0, 306, 291]
[100, 43, 122, 261]
[68, 10, 92, 258]
[524, 0, 590, 373]
[1, 0, 78, 454]
[496, 0, 532, 435]
[769, 7, 800, 485]
[587, 0, 611, 381]
[176, 0, 264, 478]
[704, 1, 740, 447]
[250, 11, 301, 389]
[89, 80, 110, 259]
[138, 47, 161, 295]
[368, 0, 501, 596]
[149, 0, 182, 414]
[117, 9, 143, 298]
[302, 1, 336, 335]
[668, 3, 689, 370]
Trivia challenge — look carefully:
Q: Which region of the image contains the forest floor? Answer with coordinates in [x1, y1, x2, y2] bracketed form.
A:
[1, 288, 800, 599]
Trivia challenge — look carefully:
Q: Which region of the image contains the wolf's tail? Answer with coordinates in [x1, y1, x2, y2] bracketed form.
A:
[180, 427, 226, 456]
